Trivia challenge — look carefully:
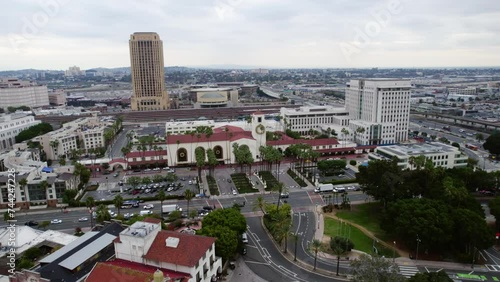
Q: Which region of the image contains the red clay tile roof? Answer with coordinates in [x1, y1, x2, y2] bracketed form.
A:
[144, 230, 216, 267]
[126, 150, 168, 158]
[213, 125, 245, 134]
[85, 259, 190, 282]
[166, 131, 254, 145]
[142, 218, 162, 224]
[267, 137, 340, 146]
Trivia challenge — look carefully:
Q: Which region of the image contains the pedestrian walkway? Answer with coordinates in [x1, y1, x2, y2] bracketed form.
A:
[399, 265, 419, 278]
[228, 256, 267, 282]
[486, 264, 500, 272]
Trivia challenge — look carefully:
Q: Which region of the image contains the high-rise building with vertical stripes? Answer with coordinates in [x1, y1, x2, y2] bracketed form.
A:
[129, 32, 169, 111]
[346, 79, 412, 145]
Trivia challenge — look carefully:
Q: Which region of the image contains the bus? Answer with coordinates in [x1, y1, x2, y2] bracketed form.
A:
[465, 143, 478, 151]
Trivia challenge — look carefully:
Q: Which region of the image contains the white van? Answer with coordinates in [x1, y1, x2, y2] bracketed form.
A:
[242, 232, 248, 244]
[140, 210, 153, 216]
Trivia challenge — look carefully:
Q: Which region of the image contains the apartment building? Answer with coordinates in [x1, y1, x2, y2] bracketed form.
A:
[0, 113, 40, 150]
[86, 218, 222, 282]
[280, 106, 350, 135]
[346, 79, 412, 145]
[0, 78, 49, 110]
[0, 147, 79, 209]
[367, 142, 468, 170]
[129, 32, 169, 111]
[36, 115, 112, 160]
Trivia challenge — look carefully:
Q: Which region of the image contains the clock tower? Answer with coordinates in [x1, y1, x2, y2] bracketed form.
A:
[251, 111, 267, 146]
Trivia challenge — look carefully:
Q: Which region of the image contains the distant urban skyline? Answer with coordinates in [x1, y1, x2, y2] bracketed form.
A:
[1, 0, 500, 71]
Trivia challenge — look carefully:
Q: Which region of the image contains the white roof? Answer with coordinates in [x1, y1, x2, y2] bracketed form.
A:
[39, 231, 98, 264]
[58, 233, 116, 270]
[0, 226, 78, 257]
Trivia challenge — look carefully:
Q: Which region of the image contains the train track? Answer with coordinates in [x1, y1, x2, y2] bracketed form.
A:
[36, 105, 299, 124]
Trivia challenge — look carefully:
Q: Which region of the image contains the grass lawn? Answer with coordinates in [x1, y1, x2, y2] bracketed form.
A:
[206, 175, 220, 196]
[324, 216, 395, 258]
[335, 202, 389, 241]
[258, 171, 279, 191]
[231, 173, 257, 194]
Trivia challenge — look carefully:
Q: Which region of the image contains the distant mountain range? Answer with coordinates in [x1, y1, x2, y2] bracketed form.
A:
[0, 65, 274, 75]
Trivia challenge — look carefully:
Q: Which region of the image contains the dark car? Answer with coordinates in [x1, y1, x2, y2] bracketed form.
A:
[25, 221, 38, 226]
[227, 179, 232, 183]
[280, 192, 289, 198]
[203, 206, 214, 211]
[241, 247, 247, 255]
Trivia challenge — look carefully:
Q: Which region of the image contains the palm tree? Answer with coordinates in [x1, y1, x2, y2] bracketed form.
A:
[157, 189, 166, 208]
[113, 195, 124, 215]
[355, 127, 365, 145]
[85, 196, 96, 228]
[310, 239, 323, 270]
[184, 189, 195, 215]
[252, 196, 266, 214]
[39, 180, 49, 196]
[95, 204, 111, 224]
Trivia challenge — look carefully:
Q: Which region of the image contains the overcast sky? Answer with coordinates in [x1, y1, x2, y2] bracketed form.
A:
[1, 0, 499, 70]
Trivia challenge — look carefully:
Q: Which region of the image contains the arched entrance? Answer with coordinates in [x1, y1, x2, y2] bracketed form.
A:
[177, 148, 188, 163]
[213, 145, 223, 159]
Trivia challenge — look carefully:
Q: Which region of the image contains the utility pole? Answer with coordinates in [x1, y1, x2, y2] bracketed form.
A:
[416, 235, 421, 264]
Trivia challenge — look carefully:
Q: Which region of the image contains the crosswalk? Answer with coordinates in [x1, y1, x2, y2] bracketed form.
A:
[486, 264, 500, 272]
[399, 265, 419, 278]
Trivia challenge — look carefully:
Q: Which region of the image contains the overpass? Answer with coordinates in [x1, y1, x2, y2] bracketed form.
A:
[259, 87, 281, 99]
[412, 112, 500, 132]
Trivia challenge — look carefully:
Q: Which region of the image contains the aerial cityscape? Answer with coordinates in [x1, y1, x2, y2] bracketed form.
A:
[1, 1, 500, 282]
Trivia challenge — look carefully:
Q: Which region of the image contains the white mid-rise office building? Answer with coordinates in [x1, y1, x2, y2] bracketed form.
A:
[0, 78, 49, 110]
[0, 113, 40, 150]
[280, 106, 350, 135]
[346, 79, 412, 145]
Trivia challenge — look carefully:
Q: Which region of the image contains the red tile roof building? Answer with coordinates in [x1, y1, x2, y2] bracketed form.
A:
[91, 220, 222, 282]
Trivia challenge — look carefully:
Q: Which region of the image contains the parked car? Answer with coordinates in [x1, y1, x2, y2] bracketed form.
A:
[241, 247, 247, 255]
[51, 219, 62, 224]
[25, 221, 38, 226]
[113, 172, 119, 177]
[242, 232, 249, 244]
[227, 179, 232, 183]
[123, 213, 135, 220]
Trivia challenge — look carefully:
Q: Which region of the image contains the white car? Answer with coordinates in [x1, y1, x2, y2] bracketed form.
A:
[153, 167, 160, 171]
[144, 204, 154, 210]
[78, 217, 89, 222]
[51, 219, 62, 224]
[232, 189, 237, 195]
[124, 213, 135, 219]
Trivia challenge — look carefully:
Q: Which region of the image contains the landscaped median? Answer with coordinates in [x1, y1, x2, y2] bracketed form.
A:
[230, 173, 258, 194]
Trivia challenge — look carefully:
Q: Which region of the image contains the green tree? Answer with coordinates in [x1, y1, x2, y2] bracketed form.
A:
[475, 133, 485, 143]
[483, 132, 500, 155]
[85, 196, 96, 228]
[153, 174, 163, 183]
[141, 176, 151, 185]
[39, 221, 50, 230]
[206, 148, 218, 178]
[309, 239, 323, 270]
[95, 204, 111, 223]
[490, 196, 500, 230]
[113, 194, 124, 215]
[184, 189, 195, 215]
[252, 195, 266, 214]
[157, 189, 166, 208]
[127, 176, 141, 190]
[198, 207, 247, 261]
[15, 122, 53, 143]
[195, 147, 205, 183]
[23, 247, 41, 260]
[350, 254, 405, 282]
[330, 236, 354, 276]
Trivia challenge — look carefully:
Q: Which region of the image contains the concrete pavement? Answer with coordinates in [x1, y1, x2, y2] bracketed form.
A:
[228, 256, 268, 282]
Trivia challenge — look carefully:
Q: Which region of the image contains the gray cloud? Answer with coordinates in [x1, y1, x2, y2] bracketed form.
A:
[0, 0, 499, 70]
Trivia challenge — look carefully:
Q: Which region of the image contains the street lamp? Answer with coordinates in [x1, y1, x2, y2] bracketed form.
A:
[415, 235, 421, 264]
[393, 241, 396, 263]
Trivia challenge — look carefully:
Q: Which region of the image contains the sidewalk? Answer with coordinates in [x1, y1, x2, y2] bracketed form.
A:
[228, 256, 267, 282]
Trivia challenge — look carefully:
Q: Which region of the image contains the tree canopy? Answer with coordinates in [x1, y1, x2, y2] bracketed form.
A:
[483, 131, 500, 155]
[15, 122, 53, 143]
